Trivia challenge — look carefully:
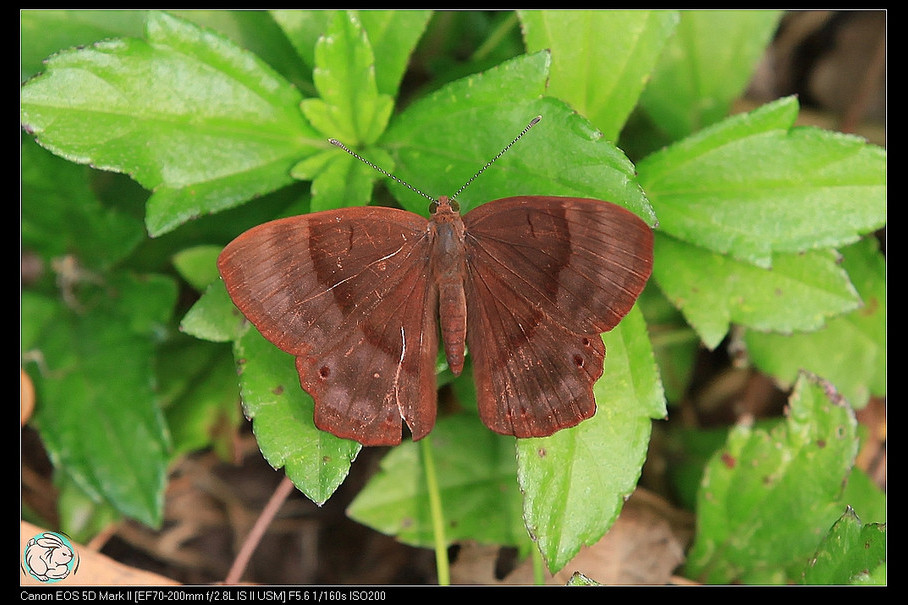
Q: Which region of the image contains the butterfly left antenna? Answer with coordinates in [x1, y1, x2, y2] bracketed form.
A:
[328, 138, 437, 203]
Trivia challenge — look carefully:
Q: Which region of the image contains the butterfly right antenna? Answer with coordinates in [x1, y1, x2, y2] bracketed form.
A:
[328, 115, 542, 203]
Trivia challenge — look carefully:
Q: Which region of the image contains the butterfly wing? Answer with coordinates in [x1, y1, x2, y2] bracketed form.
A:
[462, 196, 653, 438]
[218, 207, 439, 445]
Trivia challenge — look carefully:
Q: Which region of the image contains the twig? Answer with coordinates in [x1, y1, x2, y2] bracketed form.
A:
[224, 476, 296, 584]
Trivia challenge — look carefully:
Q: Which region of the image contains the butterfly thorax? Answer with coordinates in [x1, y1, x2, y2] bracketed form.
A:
[429, 196, 467, 376]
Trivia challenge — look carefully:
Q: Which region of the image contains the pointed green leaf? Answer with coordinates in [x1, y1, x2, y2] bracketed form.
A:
[685, 372, 859, 583]
[520, 9, 679, 140]
[640, 10, 783, 139]
[300, 11, 394, 145]
[180, 280, 240, 343]
[274, 8, 430, 95]
[297, 147, 395, 212]
[517, 307, 665, 572]
[20, 11, 320, 237]
[356, 10, 433, 97]
[654, 233, 862, 349]
[802, 507, 885, 585]
[234, 327, 360, 506]
[270, 10, 333, 73]
[20, 9, 147, 81]
[744, 237, 886, 408]
[638, 96, 887, 268]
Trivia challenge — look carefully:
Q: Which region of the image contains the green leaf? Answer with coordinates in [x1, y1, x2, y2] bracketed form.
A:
[347, 414, 528, 548]
[23, 274, 178, 527]
[171, 245, 223, 291]
[296, 147, 395, 212]
[300, 11, 394, 145]
[638, 96, 887, 268]
[382, 51, 655, 225]
[270, 10, 333, 74]
[234, 327, 360, 506]
[159, 336, 242, 460]
[654, 234, 862, 349]
[20, 11, 320, 237]
[277, 8, 431, 102]
[356, 10, 433, 97]
[20, 9, 147, 80]
[640, 10, 783, 139]
[744, 237, 886, 408]
[840, 467, 886, 526]
[56, 474, 122, 544]
[802, 507, 885, 585]
[639, 284, 701, 402]
[517, 307, 665, 572]
[685, 372, 859, 584]
[21, 139, 144, 270]
[171, 10, 311, 91]
[519, 9, 679, 141]
[180, 280, 241, 343]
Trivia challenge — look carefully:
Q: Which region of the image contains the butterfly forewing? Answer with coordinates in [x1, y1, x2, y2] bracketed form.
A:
[217, 208, 440, 445]
[462, 196, 653, 437]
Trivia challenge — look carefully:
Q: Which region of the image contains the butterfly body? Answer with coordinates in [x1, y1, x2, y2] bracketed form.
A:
[218, 195, 652, 446]
[429, 196, 468, 376]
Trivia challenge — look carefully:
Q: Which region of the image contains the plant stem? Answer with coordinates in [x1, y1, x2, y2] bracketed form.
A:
[531, 545, 546, 584]
[420, 436, 450, 585]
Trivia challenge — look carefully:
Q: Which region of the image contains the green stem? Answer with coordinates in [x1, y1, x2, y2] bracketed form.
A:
[531, 543, 546, 585]
[470, 12, 519, 62]
[420, 436, 450, 585]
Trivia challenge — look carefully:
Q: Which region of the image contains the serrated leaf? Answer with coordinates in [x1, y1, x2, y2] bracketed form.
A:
[381, 51, 655, 225]
[171, 10, 311, 90]
[20, 11, 320, 237]
[519, 9, 679, 140]
[685, 372, 859, 583]
[802, 507, 885, 585]
[640, 10, 783, 139]
[347, 414, 527, 548]
[300, 11, 393, 145]
[654, 233, 862, 349]
[638, 96, 887, 268]
[517, 307, 665, 572]
[744, 237, 886, 408]
[234, 327, 360, 506]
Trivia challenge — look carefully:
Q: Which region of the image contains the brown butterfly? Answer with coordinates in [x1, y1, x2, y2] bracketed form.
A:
[218, 117, 653, 446]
